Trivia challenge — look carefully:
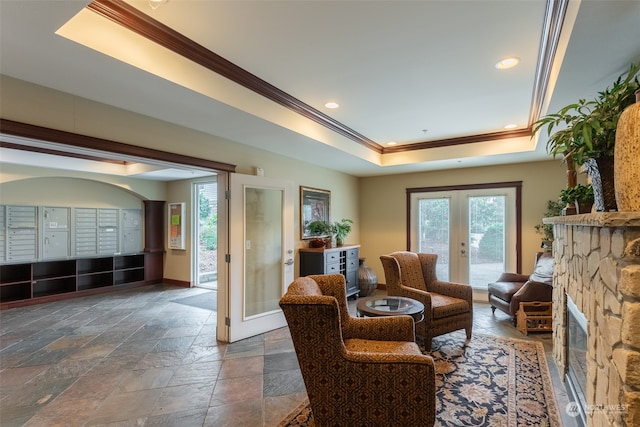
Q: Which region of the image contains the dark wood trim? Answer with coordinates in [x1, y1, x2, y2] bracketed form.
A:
[87, 0, 382, 154]
[406, 181, 523, 274]
[0, 141, 129, 165]
[0, 119, 236, 173]
[86, 0, 555, 154]
[384, 128, 532, 153]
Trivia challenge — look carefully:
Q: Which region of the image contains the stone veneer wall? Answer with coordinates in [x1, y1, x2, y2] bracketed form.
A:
[546, 213, 640, 427]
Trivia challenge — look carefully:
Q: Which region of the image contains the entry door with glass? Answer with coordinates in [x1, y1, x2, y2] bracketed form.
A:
[226, 174, 294, 342]
[409, 186, 517, 296]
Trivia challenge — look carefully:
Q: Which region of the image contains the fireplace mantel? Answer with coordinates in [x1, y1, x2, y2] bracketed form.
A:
[545, 213, 640, 426]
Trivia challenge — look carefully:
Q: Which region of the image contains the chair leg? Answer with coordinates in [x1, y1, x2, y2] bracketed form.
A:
[424, 334, 433, 352]
[465, 327, 472, 340]
[491, 305, 496, 313]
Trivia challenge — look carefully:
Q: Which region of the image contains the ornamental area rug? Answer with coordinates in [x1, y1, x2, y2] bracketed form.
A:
[279, 332, 562, 427]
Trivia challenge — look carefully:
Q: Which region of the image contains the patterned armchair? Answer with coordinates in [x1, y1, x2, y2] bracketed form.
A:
[380, 251, 473, 351]
[279, 274, 436, 427]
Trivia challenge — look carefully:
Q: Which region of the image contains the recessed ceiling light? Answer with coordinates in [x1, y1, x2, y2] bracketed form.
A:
[324, 102, 339, 109]
[495, 57, 520, 70]
[387, 141, 397, 146]
[504, 123, 517, 129]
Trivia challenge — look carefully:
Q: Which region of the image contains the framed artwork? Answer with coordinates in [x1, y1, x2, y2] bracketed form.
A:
[300, 186, 330, 239]
[168, 202, 186, 250]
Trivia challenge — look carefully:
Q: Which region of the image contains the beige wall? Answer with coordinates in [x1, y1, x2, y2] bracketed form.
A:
[0, 76, 359, 284]
[0, 164, 167, 203]
[359, 160, 572, 283]
[1, 76, 574, 289]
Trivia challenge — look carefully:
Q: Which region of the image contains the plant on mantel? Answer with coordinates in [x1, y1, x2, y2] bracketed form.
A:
[532, 62, 640, 211]
[533, 62, 640, 165]
[559, 184, 594, 215]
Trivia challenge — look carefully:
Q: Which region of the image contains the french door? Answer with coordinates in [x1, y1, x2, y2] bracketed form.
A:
[222, 173, 294, 342]
[409, 185, 518, 298]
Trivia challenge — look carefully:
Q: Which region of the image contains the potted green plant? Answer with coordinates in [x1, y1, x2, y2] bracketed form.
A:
[559, 184, 594, 215]
[307, 220, 332, 248]
[532, 62, 640, 211]
[332, 218, 353, 246]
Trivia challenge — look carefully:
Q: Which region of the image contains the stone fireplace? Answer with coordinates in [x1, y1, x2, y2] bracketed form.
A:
[545, 213, 640, 427]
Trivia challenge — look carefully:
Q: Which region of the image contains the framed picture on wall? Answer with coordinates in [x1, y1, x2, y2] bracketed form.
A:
[300, 186, 330, 239]
[168, 202, 186, 250]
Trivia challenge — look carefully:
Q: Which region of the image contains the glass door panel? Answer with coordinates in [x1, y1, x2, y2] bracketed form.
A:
[411, 187, 516, 294]
[244, 187, 283, 317]
[417, 197, 451, 281]
[467, 195, 507, 288]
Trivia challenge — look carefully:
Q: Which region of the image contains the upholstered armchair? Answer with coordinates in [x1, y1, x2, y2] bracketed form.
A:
[487, 251, 553, 320]
[279, 274, 436, 427]
[380, 252, 473, 351]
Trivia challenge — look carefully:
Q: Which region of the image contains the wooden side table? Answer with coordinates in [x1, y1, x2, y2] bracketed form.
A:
[516, 301, 552, 335]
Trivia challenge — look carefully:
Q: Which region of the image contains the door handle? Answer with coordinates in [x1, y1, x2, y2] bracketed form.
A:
[284, 258, 294, 265]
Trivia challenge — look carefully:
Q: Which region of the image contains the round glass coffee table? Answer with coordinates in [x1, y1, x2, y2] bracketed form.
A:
[356, 296, 425, 324]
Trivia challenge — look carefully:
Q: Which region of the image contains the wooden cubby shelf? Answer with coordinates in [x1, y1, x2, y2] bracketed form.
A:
[0, 253, 155, 309]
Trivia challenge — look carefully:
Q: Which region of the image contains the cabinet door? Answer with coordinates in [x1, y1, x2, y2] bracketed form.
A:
[122, 229, 141, 254]
[41, 207, 70, 259]
[42, 231, 70, 260]
[345, 269, 359, 296]
[42, 207, 70, 230]
[121, 209, 142, 253]
[7, 206, 37, 262]
[98, 209, 119, 254]
[0, 206, 6, 262]
[75, 208, 98, 256]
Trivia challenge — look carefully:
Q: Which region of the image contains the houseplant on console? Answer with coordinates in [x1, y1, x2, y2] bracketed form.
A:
[307, 220, 332, 248]
[532, 62, 640, 211]
[332, 218, 353, 246]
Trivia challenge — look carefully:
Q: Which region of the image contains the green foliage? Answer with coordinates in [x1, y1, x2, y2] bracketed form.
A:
[559, 184, 594, 205]
[333, 218, 353, 243]
[199, 193, 211, 220]
[468, 196, 505, 234]
[535, 200, 564, 243]
[418, 198, 449, 243]
[307, 220, 332, 236]
[478, 224, 504, 262]
[532, 62, 640, 165]
[201, 214, 218, 250]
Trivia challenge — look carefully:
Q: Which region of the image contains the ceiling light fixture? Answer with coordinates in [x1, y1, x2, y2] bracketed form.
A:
[324, 102, 339, 109]
[148, 0, 168, 10]
[504, 123, 517, 129]
[495, 57, 520, 70]
[387, 141, 397, 146]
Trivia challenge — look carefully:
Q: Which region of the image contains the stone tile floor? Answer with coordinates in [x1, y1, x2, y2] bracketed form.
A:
[0, 284, 577, 426]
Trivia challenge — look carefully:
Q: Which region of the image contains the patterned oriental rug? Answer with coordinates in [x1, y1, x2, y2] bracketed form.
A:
[279, 332, 562, 427]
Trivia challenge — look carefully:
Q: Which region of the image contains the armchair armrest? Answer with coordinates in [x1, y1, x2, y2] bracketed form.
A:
[345, 350, 435, 369]
[430, 280, 472, 302]
[343, 315, 416, 342]
[510, 280, 553, 314]
[494, 272, 529, 283]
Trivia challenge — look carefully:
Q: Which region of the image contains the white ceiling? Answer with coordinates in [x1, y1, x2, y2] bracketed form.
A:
[1, 0, 639, 180]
